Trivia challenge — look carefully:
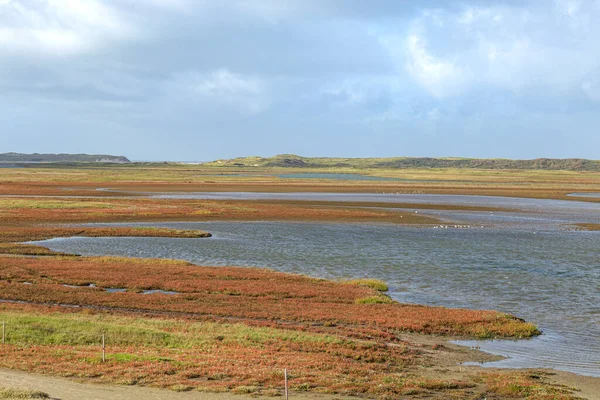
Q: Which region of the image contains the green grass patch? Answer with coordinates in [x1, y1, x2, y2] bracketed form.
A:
[343, 278, 389, 292]
[0, 199, 113, 210]
[0, 387, 49, 399]
[0, 311, 345, 349]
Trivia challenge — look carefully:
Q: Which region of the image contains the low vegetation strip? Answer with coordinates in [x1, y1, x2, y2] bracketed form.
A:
[572, 223, 600, 231]
[343, 279, 389, 292]
[0, 227, 211, 244]
[0, 227, 211, 257]
[0, 249, 572, 398]
[2, 162, 600, 206]
[0, 386, 49, 399]
[0, 256, 538, 339]
[0, 304, 571, 399]
[0, 244, 71, 257]
[0, 197, 438, 225]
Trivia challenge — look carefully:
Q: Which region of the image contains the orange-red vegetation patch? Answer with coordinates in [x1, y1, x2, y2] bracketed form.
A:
[8, 180, 595, 202]
[0, 302, 471, 398]
[0, 256, 538, 340]
[0, 197, 437, 225]
[478, 372, 579, 399]
[0, 304, 569, 399]
[0, 243, 71, 256]
[572, 223, 600, 231]
[0, 226, 210, 244]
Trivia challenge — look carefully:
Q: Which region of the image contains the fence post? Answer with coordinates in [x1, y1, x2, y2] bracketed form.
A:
[101, 334, 105, 362]
[284, 368, 288, 400]
[1, 321, 4, 344]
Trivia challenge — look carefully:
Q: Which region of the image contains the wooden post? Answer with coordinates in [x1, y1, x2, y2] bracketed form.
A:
[1, 322, 4, 344]
[101, 334, 105, 362]
[284, 368, 288, 400]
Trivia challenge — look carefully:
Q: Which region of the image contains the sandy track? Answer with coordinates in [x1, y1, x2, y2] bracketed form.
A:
[2, 367, 598, 400]
[0, 369, 354, 400]
[547, 371, 600, 400]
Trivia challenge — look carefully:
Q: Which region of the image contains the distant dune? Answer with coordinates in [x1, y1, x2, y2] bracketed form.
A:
[0, 152, 130, 163]
[203, 154, 600, 171]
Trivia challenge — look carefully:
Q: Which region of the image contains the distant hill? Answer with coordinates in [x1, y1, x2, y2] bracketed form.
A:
[203, 154, 600, 171]
[0, 153, 130, 163]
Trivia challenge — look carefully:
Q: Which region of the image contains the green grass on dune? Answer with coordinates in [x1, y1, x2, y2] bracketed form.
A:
[202, 154, 600, 172]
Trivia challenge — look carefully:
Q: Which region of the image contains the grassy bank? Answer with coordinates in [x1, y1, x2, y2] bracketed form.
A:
[0, 304, 574, 399]
[0, 227, 211, 257]
[0, 197, 439, 226]
[0, 255, 538, 339]
[0, 386, 49, 399]
[0, 227, 211, 244]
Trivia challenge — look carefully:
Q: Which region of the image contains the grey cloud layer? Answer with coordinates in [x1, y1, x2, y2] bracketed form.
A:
[2, 0, 599, 160]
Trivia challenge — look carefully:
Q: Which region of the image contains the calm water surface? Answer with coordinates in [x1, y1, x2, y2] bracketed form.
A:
[275, 173, 400, 181]
[567, 193, 600, 198]
[199, 173, 425, 181]
[147, 192, 600, 228]
[148, 191, 600, 210]
[34, 217, 600, 377]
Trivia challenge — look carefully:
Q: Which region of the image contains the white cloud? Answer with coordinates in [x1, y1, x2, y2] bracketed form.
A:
[0, 0, 133, 55]
[166, 69, 268, 114]
[457, 8, 503, 25]
[555, 0, 582, 18]
[404, 34, 465, 98]
[389, 2, 600, 100]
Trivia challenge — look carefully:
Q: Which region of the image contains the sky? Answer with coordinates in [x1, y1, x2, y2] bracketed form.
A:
[2, 0, 600, 161]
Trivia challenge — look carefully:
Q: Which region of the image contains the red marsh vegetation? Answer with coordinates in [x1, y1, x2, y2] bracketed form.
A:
[0, 255, 574, 399]
[0, 256, 538, 340]
[0, 197, 438, 225]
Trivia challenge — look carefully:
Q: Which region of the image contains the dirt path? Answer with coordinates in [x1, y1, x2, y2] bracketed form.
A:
[2, 367, 598, 400]
[0, 369, 355, 400]
[547, 371, 600, 400]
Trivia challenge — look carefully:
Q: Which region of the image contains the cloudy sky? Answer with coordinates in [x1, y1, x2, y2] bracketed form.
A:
[2, 0, 600, 161]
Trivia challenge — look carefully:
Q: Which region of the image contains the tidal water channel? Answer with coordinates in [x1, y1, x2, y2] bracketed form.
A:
[32, 193, 600, 377]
